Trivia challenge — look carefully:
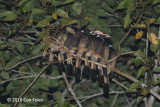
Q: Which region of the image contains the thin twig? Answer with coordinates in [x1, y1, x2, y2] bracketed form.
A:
[0, 54, 44, 72]
[13, 49, 36, 74]
[62, 72, 83, 107]
[112, 79, 128, 90]
[13, 63, 51, 107]
[62, 72, 70, 103]
[111, 93, 119, 107]
[119, 15, 143, 52]
[108, 51, 135, 63]
[0, 74, 63, 85]
[112, 79, 131, 105]
[0, 56, 6, 72]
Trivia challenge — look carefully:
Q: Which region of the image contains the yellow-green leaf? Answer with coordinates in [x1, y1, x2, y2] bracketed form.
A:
[84, 17, 91, 22]
[141, 88, 149, 96]
[136, 30, 143, 40]
[59, 18, 77, 26]
[149, 32, 158, 45]
[52, 13, 57, 20]
[135, 24, 146, 28]
[0, 44, 8, 50]
[149, 19, 156, 24]
[19, 65, 26, 71]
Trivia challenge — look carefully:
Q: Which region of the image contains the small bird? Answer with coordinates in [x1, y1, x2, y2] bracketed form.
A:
[90, 30, 111, 39]
[66, 27, 76, 36]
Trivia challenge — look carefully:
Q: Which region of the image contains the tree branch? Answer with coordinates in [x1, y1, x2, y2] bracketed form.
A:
[13, 63, 51, 107]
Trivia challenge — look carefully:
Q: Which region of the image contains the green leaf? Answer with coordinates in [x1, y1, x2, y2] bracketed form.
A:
[125, 88, 137, 93]
[155, 17, 160, 24]
[51, 0, 63, 6]
[72, 2, 82, 15]
[152, 67, 160, 73]
[22, 0, 35, 13]
[103, 3, 114, 14]
[134, 49, 145, 58]
[32, 14, 45, 22]
[59, 18, 77, 26]
[36, 18, 50, 27]
[17, 0, 30, 7]
[134, 57, 143, 67]
[130, 81, 142, 89]
[137, 66, 147, 78]
[15, 42, 25, 53]
[124, 12, 132, 29]
[126, 0, 135, 13]
[51, 0, 74, 6]
[56, 9, 69, 18]
[0, 51, 10, 61]
[32, 8, 45, 14]
[154, 78, 160, 85]
[150, 44, 159, 53]
[86, 0, 99, 7]
[1, 71, 9, 80]
[0, 11, 17, 21]
[65, 19, 78, 26]
[5, 56, 21, 68]
[116, 0, 127, 9]
[116, 0, 135, 12]
[104, 0, 116, 6]
[96, 9, 107, 17]
[62, 0, 74, 5]
[153, 0, 160, 5]
[33, 79, 50, 91]
[36, 28, 46, 42]
[137, 96, 143, 105]
[50, 79, 59, 88]
[6, 82, 14, 93]
[40, 36, 51, 50]
[0, 44, 8, 50]
[53, 91, 65, 102]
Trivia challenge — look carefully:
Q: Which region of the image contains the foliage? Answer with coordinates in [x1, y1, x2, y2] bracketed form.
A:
[0, 0, 160, 106]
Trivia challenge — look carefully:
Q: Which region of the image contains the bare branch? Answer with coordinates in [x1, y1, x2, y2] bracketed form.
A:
[62, 72, 83, 107]
[118, 15, 143, 52]
[13, 63, 51, 107]
[0, 54, 44, 72]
